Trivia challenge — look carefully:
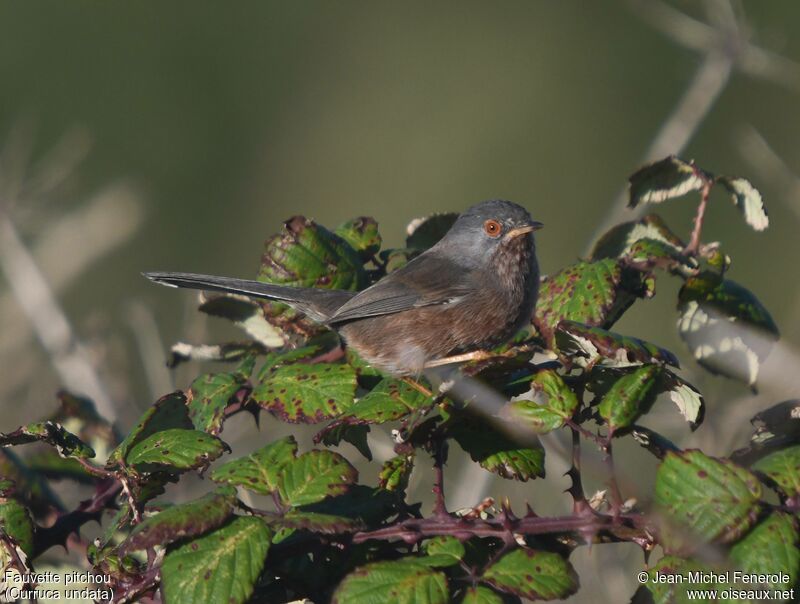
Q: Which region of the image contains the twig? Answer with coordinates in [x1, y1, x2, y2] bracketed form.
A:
[685, 178, 713, 254]
[431, 440, 448, 518]
[603, 437, 624, 520]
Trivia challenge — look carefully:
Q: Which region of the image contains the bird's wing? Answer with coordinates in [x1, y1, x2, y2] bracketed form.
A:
[328, 253, 473, 324]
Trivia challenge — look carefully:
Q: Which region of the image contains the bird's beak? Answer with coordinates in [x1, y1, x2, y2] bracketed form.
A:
[506, 221, 544, 239]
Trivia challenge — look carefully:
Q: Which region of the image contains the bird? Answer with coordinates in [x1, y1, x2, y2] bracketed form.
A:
[144, 199, 542, 377]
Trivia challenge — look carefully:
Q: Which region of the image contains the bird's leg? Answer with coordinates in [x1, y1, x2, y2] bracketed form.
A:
[401, 376, 433, 398]
[424, 350, 495, 368]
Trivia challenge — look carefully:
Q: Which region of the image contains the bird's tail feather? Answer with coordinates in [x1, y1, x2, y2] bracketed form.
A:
[143, 271, 351, 322]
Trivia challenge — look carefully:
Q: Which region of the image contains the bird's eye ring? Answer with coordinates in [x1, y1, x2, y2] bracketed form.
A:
[483, 219, 502, 238]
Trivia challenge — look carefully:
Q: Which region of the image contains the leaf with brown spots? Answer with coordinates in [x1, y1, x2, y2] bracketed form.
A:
[533, 259, 628, 348]
[481, 547, 579, 600]
[210, 436, 298, 495]
[729, 512, 799, 590]
[0, 421, 94, 461]
[340, 378, 433, 424]
[502, 369, 578, 434]
[655, 450, 762, 552]
[125, 429, 226, 472]
[253, 362, 357, 423]
[160, 516, 271, 604]
[187, 372, 245, 435]
[597, 365, 660, 432]
[332, 557, 449, 604]
[378, 454, 414, 493]
[119, 487, 237, 554]
[335, 216, 382, 260]
[752, 445, 800, 498]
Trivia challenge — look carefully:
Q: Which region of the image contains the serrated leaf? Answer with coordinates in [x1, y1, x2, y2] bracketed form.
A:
[752, 445, 800, 497]
[718, 176, 768, 231]
[678, 274, 779, 385]
[316, 422, 372, 461]
[406, 213, 459, 250]
[120, 487, 237, 554]
[503, 369, 578, 434]
[198, 295, 285, 347]
[481, 548, 578, 600]
[556, 321, 679, 369]
[590, 213, 686, 261]
[655, 450, 762, 549]
[187, 372, 243, 435]
[460, 586, 505, 604]
[0, 498, 34, 556]
[378, 454, 414, 493]
[664, 374, 705, 427]
[300, 484, 401, 525]
[423, 536, 465, 568]
[341, 378, 433, 424]
[451, 420, 545, 481]
[253, 362, 357, 423]
[276, 450, 358, 506]
[643, 556, 730, 604]
[534, 259, 627, 348]
[108, 391, 192, 466]
[211, 436, 298, 494]
[126, 429, 226, 471]
[335, 216, 382, 259]
[628, 156, 707, 207]
[332, 557, 449, 604]
[257, 343, 326, 380]
[598, 365, 660, 432]
[161, 516, 271, 604]
[729, 512, 799, 589]
[0, 421, 94, 460]
[627, 238, 697, 276]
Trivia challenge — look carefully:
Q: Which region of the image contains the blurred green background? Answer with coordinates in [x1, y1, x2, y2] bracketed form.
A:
[1, 1, 799, 601]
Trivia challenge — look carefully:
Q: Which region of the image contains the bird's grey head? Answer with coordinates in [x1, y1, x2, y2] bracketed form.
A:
[434, 200, 543, 266]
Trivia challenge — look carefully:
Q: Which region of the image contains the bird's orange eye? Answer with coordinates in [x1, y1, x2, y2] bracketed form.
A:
[483, 219, 502, 238]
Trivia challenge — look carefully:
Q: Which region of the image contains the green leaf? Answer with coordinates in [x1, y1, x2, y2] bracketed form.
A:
[718, 176, 768, 231]
[211, 436, 298, 494]
[0, 421, 94, 460]
[590, 213, 686, 261]
[257, 341, 333, 379]
[460, 586, 505, 604]
[643, 556, 731, 604]
[729, 512, 799, 589]
[316, 422, 372, 461]
[125, 429, 226, 471]
[0, 498, 34, 556]
[341, 378, 433, 424]
[534, 259, 627, 347]
[626, 238, 698, 275]
[597, 365, 660, 432]
[161, 516, 271, 604]
[628, 156, 707, 207]
[277, 510, 364, 534]
[332, 557, 449, 604]
[481, 548, 578, 600]
[253, 362, 357, 423]
[423, 536, 465, 568]
[187, 372, 243, 435]
[655, 450, 762, 549]
[556, 321, 679, 369]
[276, 450, 358, 506]
[678, 274, 779, 385]
[335, 216, 382, 259]
[752, 445, 800, 497]
[378, 247, 417, 273]
[108, 391, 192, 466]
[663, 373, 705, 428]
[452, 420, 545, 481]
[406, 213, 459, 250]
[503, 369, 578, 434]
[378, 454, 414, 493]
[120, 487, 237, 554]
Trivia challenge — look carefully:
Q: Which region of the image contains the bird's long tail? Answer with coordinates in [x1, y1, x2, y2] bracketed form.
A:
[143, 271, 352, 322]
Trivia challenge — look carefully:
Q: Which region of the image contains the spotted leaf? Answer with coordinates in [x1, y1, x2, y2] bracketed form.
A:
[332, 557, 449, 604]
[481, 548, 578, 601]
[628, 156, 707, 207]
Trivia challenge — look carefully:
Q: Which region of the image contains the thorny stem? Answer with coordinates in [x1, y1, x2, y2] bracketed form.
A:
[685, 175, 714, 254]
[565, 418, 605, 449]
[567, 427, 589, 513]
[431, 439, 448, 518]
[603, 436, 624, 520]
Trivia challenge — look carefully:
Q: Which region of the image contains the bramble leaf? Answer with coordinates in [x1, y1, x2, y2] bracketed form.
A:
[729, 512, 799, 589]
[422, 536, 465, 568]
[187, 372, 244, 435]
[451, 420, 545, 481]
[253, 362, 357, 423]
[503, 369, 578, 434]
[628, 156, 706, 207]
[481, 548, 578, 600]
[275, 450, 358, 506]
[598, 365, 660, 432]
[339, 378, 433, 424]
[335, 216, 382, 259]
[211, 436, 298, 494]
[643, 556, 730, 604]
[198, 295, 285, 348]
[0, 498, 34, 556]
[655, 450, 761, 549]
[0, 421, 94, 460]
[717, 176, 768, 231]
[332, 557, 449, 604]
[161, 517, 271, 604]
[460, 586, 506, 604]
[590, 213, 686, 260]
[378, 454, 414, 493]
[751, 445, 800, 497]
[120, 487, 237, 554]
[125, 429, 226, 471]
